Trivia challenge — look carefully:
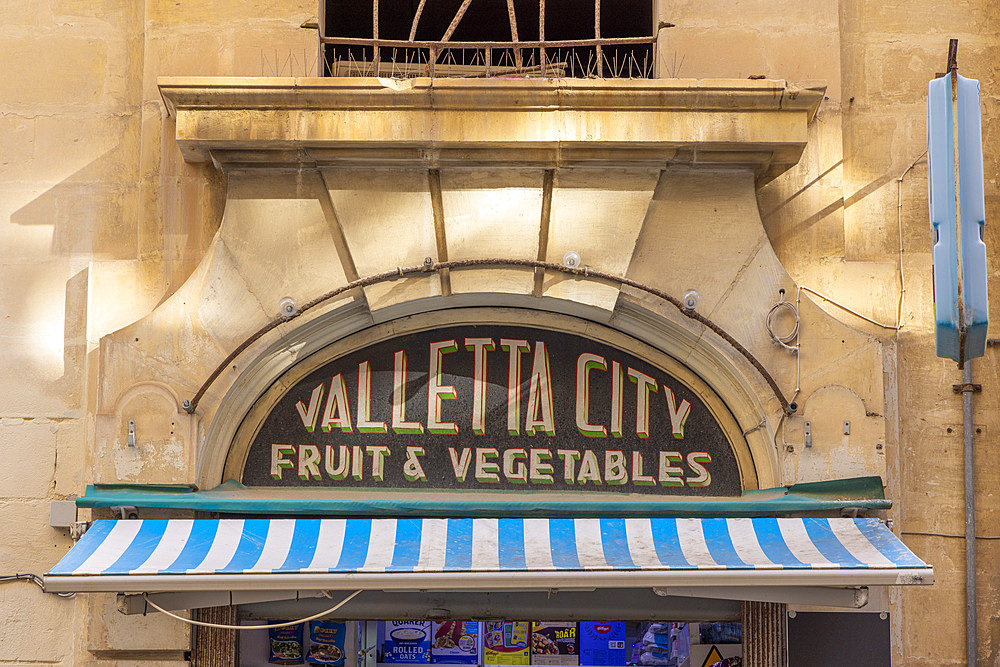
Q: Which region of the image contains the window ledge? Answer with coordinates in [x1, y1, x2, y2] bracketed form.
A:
[159, 76, 826, 178]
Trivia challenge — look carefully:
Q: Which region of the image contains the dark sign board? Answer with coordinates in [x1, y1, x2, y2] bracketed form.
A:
[241, 325, 742, 495]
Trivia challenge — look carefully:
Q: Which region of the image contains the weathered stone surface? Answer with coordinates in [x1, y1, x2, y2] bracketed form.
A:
[0, 418, 59, 498]
[544, 169, 659, 311]
[0, 580, 75, 663]
[441, 170, 543, 295]
[325, 168, 442, 310]
[87, 592, 190, 653]
[0, 36, 108, 106]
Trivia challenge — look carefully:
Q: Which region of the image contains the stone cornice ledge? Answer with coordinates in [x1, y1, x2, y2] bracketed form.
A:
[159, 77, 827, 177]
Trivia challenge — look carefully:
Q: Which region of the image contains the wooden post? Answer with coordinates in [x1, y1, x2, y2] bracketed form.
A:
[191, 606, 237, 667]
[428, 169, 451, 296]
[533, 170, 555, 295]
[742, 601, 788, 667]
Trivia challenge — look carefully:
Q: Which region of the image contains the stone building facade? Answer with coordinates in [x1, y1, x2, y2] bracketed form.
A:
[1, 1, 998, 665]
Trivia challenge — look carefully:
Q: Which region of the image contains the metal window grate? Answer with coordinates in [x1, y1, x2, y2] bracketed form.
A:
[317, 0, 663, 79]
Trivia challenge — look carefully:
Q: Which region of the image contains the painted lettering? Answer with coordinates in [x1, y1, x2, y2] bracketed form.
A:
[577, 450, 603, 485]
[576, 353, 608, 437]
[465, 337, 495, 435]
[403, 446, 427, 482]
[427, 340, 459, 434]
[605, 450, 627, 485]
[351, 444, 363, 480]
[320, 374, 353, 433]
[658, 451, 685, 486]
[529, 448, 554, 484]
[632, 451, 655, 486]
[324, 444, 349, 480]
[298, 444, 321, 480]
[449, 447, 473, 482]
[610, 360, 624, 438]
[503, 448, 528, 483]
[686, 451, 711, 487]
[475, 447, 500, 483]
[525, 342, 556, 436]
[295, 384, 325, 433]
[270, 444, 295, 479]
[367, 445, 390, 482]
[627, 368, 657, 438]
[557, 449, 581, 484]
[664, 387, 692, 439]
[356, 361, 387, 433]
[392, 350, 424, 434]
[500, 339, 531, 435]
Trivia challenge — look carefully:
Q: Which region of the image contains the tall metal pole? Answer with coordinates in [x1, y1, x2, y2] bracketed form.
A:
[946, 38, 977, 666]
[963, 361, 976, 665]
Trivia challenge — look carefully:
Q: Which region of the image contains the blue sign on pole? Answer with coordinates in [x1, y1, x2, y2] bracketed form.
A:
[927, 69, 988, 364]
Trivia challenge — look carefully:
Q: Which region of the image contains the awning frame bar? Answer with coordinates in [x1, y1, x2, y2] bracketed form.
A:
[118, 584, 871, 615]
[46, 567, 931, 594]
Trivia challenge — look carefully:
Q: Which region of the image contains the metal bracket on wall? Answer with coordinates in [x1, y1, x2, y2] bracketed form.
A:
[110, 506, 139, 520]
[952, 383, 982, 393]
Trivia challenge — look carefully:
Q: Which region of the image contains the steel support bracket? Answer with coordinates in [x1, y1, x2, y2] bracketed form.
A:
[952, 383, 982, 393]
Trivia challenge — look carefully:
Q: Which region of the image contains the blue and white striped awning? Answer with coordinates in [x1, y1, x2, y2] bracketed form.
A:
[45, 517, 931, 594]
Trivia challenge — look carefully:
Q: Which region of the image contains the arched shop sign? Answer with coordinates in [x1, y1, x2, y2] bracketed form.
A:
[230, 320, 756, 495]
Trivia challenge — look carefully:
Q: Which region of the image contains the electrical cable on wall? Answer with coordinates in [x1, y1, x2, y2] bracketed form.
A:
[1, 573, 75, 598]
[793, 150, 926, 332]
[766, 289, 799, 351]
[765, 289, 801, 463]
[767, 150, 926, 460]
[142, 589, 362, 631]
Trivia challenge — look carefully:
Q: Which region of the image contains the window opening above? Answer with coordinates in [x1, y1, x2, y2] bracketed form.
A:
[320, 0, 658, 78]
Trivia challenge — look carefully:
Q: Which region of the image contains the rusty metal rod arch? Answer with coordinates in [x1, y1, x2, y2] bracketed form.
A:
[182, 258, 794, 417]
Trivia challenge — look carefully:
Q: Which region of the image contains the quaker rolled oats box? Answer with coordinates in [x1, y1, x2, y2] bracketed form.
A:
[380, 622, 432, 664]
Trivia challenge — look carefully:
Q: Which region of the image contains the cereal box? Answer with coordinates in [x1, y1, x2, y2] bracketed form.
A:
[484, 622, 529, 665]
[579, 623, 626, 666]
[531, 623, 578, 665]
[380, 621, 432, 664]
[431, 622, 480, 664]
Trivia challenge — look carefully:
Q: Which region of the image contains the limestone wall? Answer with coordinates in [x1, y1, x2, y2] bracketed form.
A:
[661, 2, 999, 664]
[1, 1, 998, 665]
[0, 1, 311, 664]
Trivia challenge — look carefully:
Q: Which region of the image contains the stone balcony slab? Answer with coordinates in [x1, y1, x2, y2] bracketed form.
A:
[159, 77, 825, 178]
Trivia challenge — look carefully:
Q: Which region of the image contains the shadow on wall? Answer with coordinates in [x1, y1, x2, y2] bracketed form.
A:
[10, 147, 138, 259]
[761, 160, 895, 247]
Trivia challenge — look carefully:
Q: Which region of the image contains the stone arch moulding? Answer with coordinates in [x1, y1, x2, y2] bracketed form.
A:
[95, 380, 198, 485]
[201, 300, 783, 493]
[105, 380, 185, 415]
